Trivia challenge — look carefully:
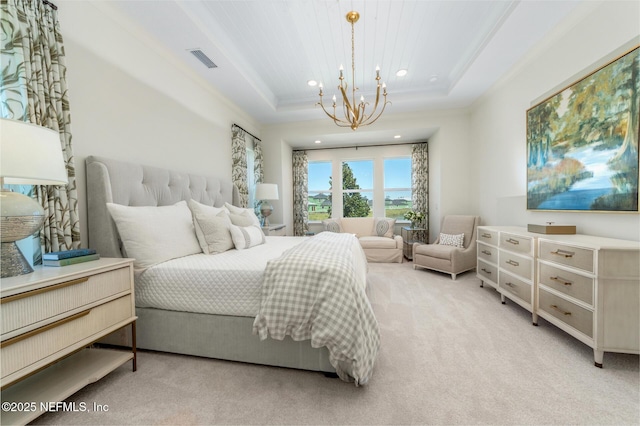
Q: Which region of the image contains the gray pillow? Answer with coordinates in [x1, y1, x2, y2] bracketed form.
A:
[322, 218, 342, 233]
[229, 213, 255, 227]
[373, 218, 396, 238]
[194, 212, 234, 254]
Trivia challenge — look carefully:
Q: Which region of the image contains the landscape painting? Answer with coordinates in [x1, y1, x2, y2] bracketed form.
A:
[527, 46, 639, 212]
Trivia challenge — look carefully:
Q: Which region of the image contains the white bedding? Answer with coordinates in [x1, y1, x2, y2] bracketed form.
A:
[135, 236, 308, 317]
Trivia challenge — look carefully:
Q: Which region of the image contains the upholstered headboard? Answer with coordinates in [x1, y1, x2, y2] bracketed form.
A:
[86, 156, 240, 258]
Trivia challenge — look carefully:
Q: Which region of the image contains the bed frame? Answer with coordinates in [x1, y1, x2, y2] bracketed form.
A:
[86, 156, 334, 373]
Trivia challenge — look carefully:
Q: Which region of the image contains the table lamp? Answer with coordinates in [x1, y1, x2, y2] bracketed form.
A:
[1, 118, 68, 278]
[255, 183, 279, 227]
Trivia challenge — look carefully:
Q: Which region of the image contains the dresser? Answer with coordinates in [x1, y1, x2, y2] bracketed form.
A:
[536, 235, 639, 367]
[477, 226, 538, 323]
[477, 227, 640, 367]
[1, 258, 136, 425]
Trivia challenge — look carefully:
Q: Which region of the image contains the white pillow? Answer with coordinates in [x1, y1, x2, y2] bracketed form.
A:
[229, 224, 265, 250]
[106, 201, 202, 271]
[229, 213, 254, 227]
[188, 199, 228, 250]
[194, 213, 234, 254]
[373, 218, 396, 238]
[322, 218, 342, 233]
[224, 202, 261, 227]
[439, 233, 464, 248]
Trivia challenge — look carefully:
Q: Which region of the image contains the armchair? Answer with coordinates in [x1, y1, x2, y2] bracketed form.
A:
[412, 215, 480, 280]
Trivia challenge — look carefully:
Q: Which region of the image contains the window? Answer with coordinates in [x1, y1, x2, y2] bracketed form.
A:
[307, 145, 412, 221]
[308, 161, 331, 220]
[342, 160, 373, 218]
[384, 157, 412, 220]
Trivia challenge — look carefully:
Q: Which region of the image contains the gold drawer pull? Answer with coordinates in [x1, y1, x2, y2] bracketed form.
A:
[0, 309, 91, 348]
[506, 260, 519, 267]
[1, 277, 89, 304]
[506, 238, 520, 245]
[551, 249, 574, 258]
[481, 268, 492, 275]
[505, 282, 516, 288]
[482, 233, 492, 239]
[550, 304, 572, 316]
[481, 250, 492, 256]
[550, 276, 572, 286]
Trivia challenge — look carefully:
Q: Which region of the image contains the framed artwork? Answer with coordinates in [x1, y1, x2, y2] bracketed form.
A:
[527, 46, 639, 212]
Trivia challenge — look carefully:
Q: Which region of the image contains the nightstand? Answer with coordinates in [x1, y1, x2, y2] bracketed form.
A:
[0, 258, 137, 424]
[262, 224, 286, 236]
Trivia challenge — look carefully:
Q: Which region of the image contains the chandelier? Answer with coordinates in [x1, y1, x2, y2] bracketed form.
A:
[317, 11, 390, 131]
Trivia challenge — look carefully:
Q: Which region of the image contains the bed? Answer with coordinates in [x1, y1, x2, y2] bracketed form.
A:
[86, 156, 378, 384]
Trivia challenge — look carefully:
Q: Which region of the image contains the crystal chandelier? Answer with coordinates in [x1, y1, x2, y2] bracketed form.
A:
[317, 11, 390, 131]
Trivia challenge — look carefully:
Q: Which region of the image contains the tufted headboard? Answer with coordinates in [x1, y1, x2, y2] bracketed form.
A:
[86, 155, 240, 258]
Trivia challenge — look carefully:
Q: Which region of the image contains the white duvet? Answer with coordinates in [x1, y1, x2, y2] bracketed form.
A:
[135, 236, 308, 317]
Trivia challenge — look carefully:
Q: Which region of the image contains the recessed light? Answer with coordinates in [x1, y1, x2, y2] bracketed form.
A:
[394, 135, 401, 139]
[307, 80, 318, 87]
[396, 69, 407, 77]
[429, 75, 438, 83]
[315, 140, 322, 144]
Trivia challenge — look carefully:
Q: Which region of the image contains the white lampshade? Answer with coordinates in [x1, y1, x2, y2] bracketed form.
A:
[1, 118, 68, 185]
[255, 183, 279, 200]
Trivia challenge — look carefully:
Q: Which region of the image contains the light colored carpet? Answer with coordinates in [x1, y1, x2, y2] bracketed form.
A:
[31, 262, 639, 425]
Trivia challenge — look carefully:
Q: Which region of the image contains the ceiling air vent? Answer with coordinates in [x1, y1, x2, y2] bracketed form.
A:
[189, 49, 217, 69]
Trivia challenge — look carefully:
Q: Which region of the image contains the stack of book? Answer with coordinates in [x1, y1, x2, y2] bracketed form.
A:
[42, 249, 100, 267]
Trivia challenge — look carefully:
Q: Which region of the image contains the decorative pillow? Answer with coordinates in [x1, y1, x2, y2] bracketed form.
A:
[229, 213, 255, 227]
[188, 199, 228, 251]
[106, 201, 201, 271]
[224, 202, 261, 227]
[373, 218, 396, 238]
[439, 233, 465, 248]
[322, 218, 342, 233]
[193, 212, 234, 254]
[229, 224, 266, 250]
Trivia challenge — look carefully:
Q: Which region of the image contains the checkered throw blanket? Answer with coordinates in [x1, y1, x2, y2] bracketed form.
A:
[253, 232, 380, 385]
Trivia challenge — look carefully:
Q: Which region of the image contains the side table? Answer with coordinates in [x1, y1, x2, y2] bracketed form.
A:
[401, 226, 428, 260]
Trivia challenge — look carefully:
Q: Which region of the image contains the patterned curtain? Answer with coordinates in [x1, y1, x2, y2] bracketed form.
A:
[1, 0, 80, 257]
[231, 124, 263, 209]
[231, 125, 249, 207]
[411, 143, 429, 233]
[292, 151, 309, 236]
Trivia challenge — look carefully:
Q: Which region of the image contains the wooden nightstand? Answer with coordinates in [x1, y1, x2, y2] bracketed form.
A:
[262, 224, 286, 236]
[0, 258, 137, 424]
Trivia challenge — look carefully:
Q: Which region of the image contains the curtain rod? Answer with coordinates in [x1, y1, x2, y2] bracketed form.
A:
[42, 0, 57, 10]
[294, 141, 427, 152]
[231, 124, 261, 142]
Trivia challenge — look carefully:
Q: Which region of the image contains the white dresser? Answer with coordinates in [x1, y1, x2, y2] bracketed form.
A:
[1, 258, 136, 425]
[477, 227, 639, 367]
[477, 226, 538, 323]
[536, 235, 639, 367]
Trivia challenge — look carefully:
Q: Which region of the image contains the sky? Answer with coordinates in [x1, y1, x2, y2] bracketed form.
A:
[308, 157, 411, 199]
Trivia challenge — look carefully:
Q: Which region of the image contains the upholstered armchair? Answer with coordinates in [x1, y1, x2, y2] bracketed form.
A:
[412, 215, 480, 280]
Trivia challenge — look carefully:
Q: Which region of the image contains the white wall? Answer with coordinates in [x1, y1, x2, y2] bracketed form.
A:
[262, 109, 473, 240]
[470, 0, 640, 241]
[57, 1, 260, 247]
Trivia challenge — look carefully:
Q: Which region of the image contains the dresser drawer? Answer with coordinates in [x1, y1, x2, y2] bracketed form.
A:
[538, 289, 593, 338]
[477, 242, 497, 264]
[499, 271, 531, 304]
[1, 295, 133, 379]
[539, 263, 593, 305]
[477, 228, 498, 246]
[499, 250, 533, 281]
[1, 267, 131, 335]
[500, 232, 533, 256]
[477, 259, 497, 283]
[539, 241, 594, 273]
